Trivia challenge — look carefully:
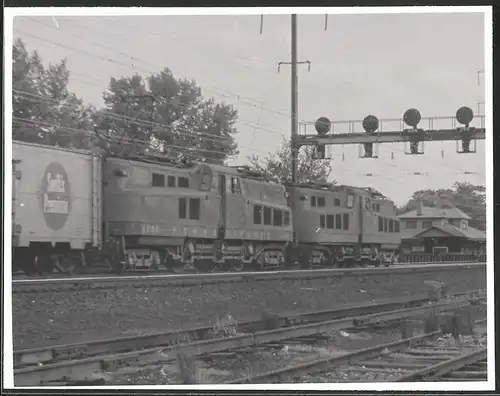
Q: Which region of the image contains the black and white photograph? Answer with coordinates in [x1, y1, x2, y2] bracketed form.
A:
[3, 6, 494, 390]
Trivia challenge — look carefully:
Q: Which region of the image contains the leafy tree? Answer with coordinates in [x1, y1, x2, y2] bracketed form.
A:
[93, 68, 239, 164]
[248, 139, 334, 184]
[398, 181, 486, 230]
[12, 38, 95, 149]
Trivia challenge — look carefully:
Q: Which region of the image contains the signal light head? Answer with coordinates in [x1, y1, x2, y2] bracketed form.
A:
[362, 115, 379, 134]
[456, 106, 474, 126]
[315, 117, 331, 135]
[403, 108, 421, 128]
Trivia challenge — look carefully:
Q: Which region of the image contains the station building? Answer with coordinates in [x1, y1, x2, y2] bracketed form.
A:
[398, 202, 486, 262]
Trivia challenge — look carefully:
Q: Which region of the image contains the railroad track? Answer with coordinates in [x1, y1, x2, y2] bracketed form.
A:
[11, 262, 484, 293]
[13, 294, 486, 386]
[227, 326, 487, 384]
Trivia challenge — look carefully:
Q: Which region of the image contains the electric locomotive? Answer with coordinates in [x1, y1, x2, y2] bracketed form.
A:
[288, 182, 401, 268]
[103, 157, 293, 273]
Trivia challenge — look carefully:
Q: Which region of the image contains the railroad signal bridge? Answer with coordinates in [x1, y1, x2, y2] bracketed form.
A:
[299, 106, 486, 160]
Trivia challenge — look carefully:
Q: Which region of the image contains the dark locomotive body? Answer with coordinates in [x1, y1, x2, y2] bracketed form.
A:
[288, 183, 401, 268]
[103, 158, 292, 272]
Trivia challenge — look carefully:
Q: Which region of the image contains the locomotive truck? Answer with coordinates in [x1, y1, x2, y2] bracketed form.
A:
[11, 140, 400, 275]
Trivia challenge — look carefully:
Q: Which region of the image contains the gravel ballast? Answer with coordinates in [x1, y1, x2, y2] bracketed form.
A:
[12, 265, 487, 349]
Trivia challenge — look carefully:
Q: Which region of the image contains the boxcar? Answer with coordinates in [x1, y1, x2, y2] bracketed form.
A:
[12, 141, 102, 274]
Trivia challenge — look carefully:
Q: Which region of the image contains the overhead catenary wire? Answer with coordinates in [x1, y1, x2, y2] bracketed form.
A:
[12, 116, 234, 162]
[14, 22, 296, 123]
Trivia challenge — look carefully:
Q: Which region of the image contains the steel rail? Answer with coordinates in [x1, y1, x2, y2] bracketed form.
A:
[227, 315, 487, 384]
[14, 292, 464, 367]
[14, 297, 483, 386]
[11, 261, 481, 282]
[227, 331, 442, 383]
[12, 263, 486, 293]
[394, 347, 487, 382]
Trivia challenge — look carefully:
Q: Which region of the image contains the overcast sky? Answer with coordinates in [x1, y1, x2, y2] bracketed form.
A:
[12, 11, 487, 205]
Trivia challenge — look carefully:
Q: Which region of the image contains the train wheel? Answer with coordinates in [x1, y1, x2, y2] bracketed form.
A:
[34, 254, 54, 275]
[194, 259, 213, 273]
[230, 259, 245, 272]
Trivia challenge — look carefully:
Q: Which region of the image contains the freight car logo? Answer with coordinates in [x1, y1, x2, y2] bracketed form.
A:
[40, 162, 71, 230]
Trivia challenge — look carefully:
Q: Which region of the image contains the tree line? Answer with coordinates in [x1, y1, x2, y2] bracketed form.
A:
[12, 38, 486, 229]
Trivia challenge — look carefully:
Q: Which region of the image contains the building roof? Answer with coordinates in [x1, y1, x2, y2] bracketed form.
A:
[411, 224, 486, 241]
[398, 206, 471, 220]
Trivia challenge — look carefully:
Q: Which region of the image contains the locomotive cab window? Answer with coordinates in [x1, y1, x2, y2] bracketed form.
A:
[230, 177, 241, 195]
[273, 209, 283, 226]
[263, 207, 272, 225]
[284, 211, 290, 226]
[189, 198, 201, 220]
[253, 205, 262, 225]
[364, 197, 371, 210]
[335, 214, 342, 229]
[152, 172, 165, 187]
[317, 197, 326, 207]
[343, 213, 349, 230]
[178, 198, 187, 219]
[178, 177, 190, 188]
[200, 173, 212, 191]
[334, 198, 341, 207]
[347, 194, 354, 208]
[326, 214, 334, 229]
[384, 218, 388, 232]
[167, 175, 176, 187]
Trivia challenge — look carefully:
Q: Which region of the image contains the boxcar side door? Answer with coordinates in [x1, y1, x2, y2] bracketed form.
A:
[12, 159, 21, 247]
[218, 173, 227, 239]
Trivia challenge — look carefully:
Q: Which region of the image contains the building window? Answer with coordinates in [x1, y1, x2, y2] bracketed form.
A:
[178, 198, 187, 219]
[178, 177, 189, 188]
[343, 213, 349, 230]
[263, 207, 272, 225]
[317, 196, 326, 207]
[254, 205, 262, 225]
[326, 214, 334, 229]
[389, 219, 394, 233]
[334, 198, 341, 207]
[422, 220, 433, 229]
[335, 214, 342, 229]
[311, 196, 317, 207]
[395, 220, 400, 233]
[461, 220, 468, 229]
[189, 198, 200, 220]
[406, 220, 417, 229]
[167, 175, 176, 187]
[284, 211, 290, 226]
[384, 218, 388, 232]
[378, 216, 383, 232]
[273, 209, 283, 226]
[152, 173, 165, 187]
[320, 214, 325, 229]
